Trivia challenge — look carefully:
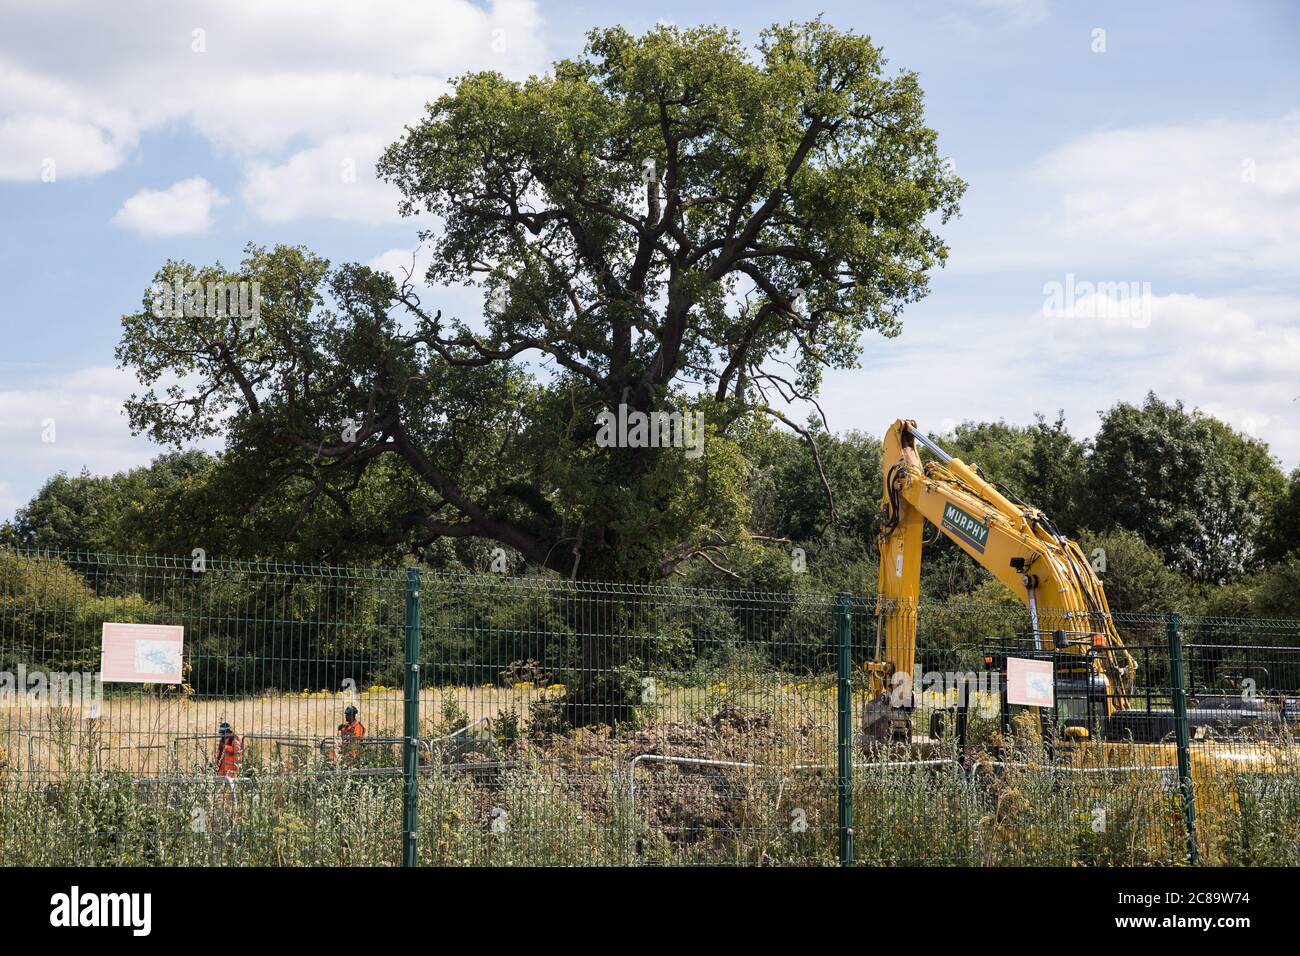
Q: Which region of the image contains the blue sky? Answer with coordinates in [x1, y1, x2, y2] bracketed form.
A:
[1, 0, 1298, 521]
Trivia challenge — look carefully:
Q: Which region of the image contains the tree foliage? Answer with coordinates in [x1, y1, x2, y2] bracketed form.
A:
[114, 21, 963, 583]
[1080, 393, 1284, 582]
[5, 452, 211, 555]
[6, 393, 1297, 626]
[1258, 469, 1300, 563]
[1076, 527, 1191, 617]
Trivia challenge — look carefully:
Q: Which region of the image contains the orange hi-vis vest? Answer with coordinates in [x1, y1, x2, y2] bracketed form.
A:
[217, 735, 242, 777]
[337, 720, 365, 759]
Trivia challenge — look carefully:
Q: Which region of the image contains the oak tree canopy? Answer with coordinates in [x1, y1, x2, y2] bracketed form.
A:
[117, 20, 963, 581]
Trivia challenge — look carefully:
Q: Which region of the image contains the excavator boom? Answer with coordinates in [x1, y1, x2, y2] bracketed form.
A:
[865, 419, 1136, 743]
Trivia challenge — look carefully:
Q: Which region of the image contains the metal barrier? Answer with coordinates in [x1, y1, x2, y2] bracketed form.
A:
[2, 547, 1299, 866]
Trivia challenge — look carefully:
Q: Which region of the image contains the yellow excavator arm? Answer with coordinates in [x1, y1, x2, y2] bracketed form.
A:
[865, 419, 1136, 742]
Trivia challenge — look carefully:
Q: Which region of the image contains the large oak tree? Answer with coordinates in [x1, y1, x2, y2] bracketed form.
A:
[118, 21, 963, 583]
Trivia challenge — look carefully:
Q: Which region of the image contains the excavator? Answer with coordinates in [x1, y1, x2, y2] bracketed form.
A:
[863, 419, 1289, 747]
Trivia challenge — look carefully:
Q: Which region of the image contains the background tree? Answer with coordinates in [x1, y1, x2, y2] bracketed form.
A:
[1076, 527, 1191, 617]
[1080, 393, 1285, 583]
[761, 427, 882, 544]
[1246, 557, 1300, 617]
[6, 451, 211, 555]
[1258, 468, 1300, 563]
[936, 413, 1087, 528]
[1017, 412, 1089, 530]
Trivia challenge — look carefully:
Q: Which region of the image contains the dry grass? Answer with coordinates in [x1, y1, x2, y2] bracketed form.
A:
[0, 685, 561, 775]
[1, 679, 839, 774]
[4, 686, 1300, 867]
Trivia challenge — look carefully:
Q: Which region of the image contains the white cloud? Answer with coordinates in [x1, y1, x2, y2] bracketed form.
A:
[0, 481, 18, 518]
[242, 134, 400, 225]
[112, 177, 228, 236]
[0, 115, 125, 181]
[185, 72, 451, 159]
[0, 366, 157, 520]
[955, 114, 1300, 277]
[816, 289, 1300, 470]
[0, 55, 141, 181]
[913, 114, 1300, 467]
[0, 0, 549, 221]
[0, 365, 227, 522]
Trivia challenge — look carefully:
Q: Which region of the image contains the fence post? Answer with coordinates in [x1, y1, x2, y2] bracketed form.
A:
[402, 567, 422, 867]
[1166, 612, 1199, 864]
[836, 593, 854, 867]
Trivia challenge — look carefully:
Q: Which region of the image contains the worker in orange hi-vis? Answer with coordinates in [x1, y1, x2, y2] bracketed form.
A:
[215, 721, 242, 777]
[334, 705, 366, 764]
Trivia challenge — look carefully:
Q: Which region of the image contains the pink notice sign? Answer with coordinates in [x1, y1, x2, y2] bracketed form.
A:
[1006, 657, 1054, 708]
[101, 623, 184, 684]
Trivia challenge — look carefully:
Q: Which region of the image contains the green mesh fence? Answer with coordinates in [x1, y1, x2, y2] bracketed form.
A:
[2, 548, 1298, 866]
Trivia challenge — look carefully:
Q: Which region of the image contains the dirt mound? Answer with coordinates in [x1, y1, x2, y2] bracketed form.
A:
[467, 704, 828, 846]
[708, 702, 776, 736]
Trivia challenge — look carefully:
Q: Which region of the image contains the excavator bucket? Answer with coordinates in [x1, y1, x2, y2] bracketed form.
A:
[861, 692, 913, 746]
[861, 692, 893, 745]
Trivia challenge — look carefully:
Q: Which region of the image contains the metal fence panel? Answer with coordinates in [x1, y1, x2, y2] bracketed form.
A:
[2, 547, 1299, 866]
